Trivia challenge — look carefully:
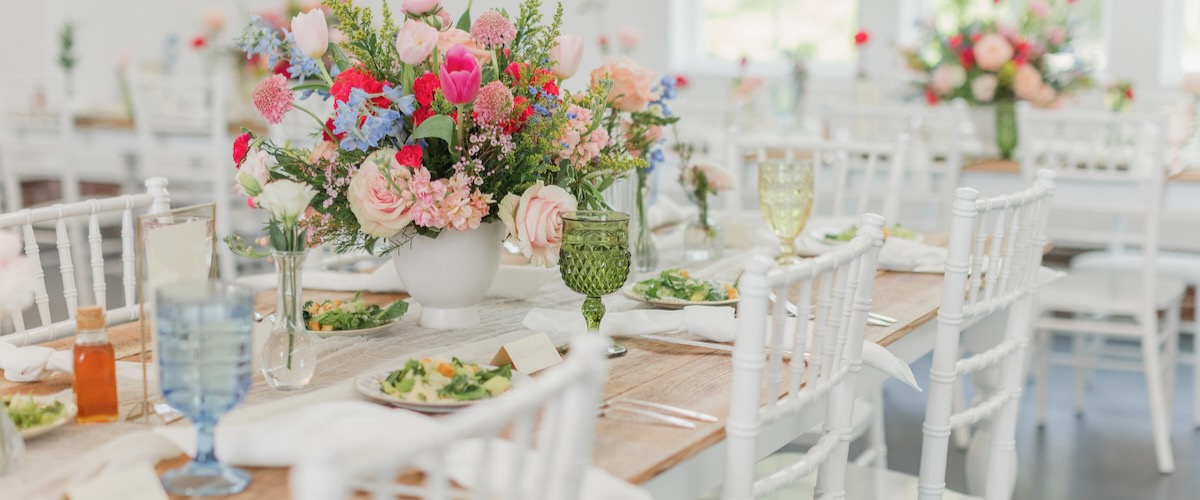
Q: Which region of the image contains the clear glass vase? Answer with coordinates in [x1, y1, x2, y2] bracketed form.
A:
[632, 171, 658, 273]
[261, 251, 317, 390]
[683, 218, 724, 263]
[994, 99, 1018, 160]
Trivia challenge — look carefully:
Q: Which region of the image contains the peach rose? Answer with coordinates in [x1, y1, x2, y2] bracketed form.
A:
[590, 56, 656, 112]
[437, 28, 492, 65]
[348, 149, 415, 238]
[931, 65, 966, 95]
[1013, 64, 1044, 101]
[498, 181, 578, 268]
[973, 34, 1013, 71]
[683, 160, 735, 193]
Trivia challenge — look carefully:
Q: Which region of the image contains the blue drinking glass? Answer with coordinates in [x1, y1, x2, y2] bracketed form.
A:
[156, 281, 255, 496]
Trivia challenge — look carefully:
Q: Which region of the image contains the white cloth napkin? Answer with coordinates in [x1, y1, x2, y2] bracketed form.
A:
[646, 196, 698, 230]
[0, 342, 73, 382]
[445, 439, 652, 500]
[877, 238, 949, 274]
[523, 306, 739, 342]
[523, 308, 920, 391]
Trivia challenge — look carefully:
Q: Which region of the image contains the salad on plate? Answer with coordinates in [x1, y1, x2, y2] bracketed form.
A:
[2, 396, 70, 435]
[821, 223, 919, 242]
[380, 358, 513, 403]
[630, 269, 738, 304]
[304, 293, 408, 332]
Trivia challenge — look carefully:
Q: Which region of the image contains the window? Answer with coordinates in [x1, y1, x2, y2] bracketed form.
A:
[671, 0, 858, 76]
[1183, 0, 1200, 73]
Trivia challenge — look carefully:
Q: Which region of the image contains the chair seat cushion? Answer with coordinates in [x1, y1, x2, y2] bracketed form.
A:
[749, 457, 982, 500]
[1071, 251, 1200, 284]
[1036, 270, 1187, 315]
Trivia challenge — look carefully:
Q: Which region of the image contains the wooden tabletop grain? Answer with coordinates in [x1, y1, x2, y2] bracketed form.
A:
[1, 270, 943, 499]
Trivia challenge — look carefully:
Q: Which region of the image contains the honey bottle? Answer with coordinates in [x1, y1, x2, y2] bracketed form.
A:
[73, 306, 118, 423]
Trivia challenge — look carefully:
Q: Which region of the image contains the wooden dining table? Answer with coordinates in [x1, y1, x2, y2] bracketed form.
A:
[0, 259, 959, 500]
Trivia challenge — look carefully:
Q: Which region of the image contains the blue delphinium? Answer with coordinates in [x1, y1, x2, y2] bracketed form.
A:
[382, 85, 417, 116]
[236, 17, 283, 67]
[332, 89, 410, 151]
[284, 31, 322, 81]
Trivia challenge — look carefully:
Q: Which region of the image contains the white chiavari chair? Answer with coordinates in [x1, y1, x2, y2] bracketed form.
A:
[720, 213, 885, 500]
[0, 73, 79, 213]
[731, 174, 1054, 500]
[126, 69, 238, 279]
[290, 334, 609, 500]
[1018, 104, 1186, 474]
[0, 178, 169, 345]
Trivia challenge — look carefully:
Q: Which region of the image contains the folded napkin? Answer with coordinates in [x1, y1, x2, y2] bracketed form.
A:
[523, 308, 920, 391]
[877, 238, 948, 274]
[646, 196, 698, 230]
[0, 342, 73, 382]
[523, 306, 738, 342]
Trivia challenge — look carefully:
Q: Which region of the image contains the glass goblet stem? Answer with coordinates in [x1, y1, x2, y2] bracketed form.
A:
[195, 421, 217, 465]
[583, 296, 605, 331]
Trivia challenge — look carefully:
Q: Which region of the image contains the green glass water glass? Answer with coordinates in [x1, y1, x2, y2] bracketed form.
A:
[558, 211, 632, 358]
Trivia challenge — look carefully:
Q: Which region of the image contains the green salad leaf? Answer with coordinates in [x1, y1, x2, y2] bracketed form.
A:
[380, 358, 513, 403]
[303, 292, 409, 331]
[631, 269, 737, 302]
[823, 224, 918, 242]
[2, 396, 65, 430]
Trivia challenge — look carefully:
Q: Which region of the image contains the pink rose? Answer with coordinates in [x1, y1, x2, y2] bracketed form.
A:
[438, 28, 492, 65]
[435, 10, 452, 31]
[971, 74, 998, 102]
[1013, 64, 1044, 101]
[498, 181, 578, 268]
[396, 20, 439, 65]
[683, 161, 735, 193]
[590, 55, 656, 112]
[930, 65, 966, 95]
[973, 34, 1013, 71]
[348, 149, 415, 238]
[401, 0, 441, 15]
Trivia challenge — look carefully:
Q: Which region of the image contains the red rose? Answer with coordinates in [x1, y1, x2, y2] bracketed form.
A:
[330, 66, 390, 108]
[854, 30, 870, 46]
[191, 35, 207, 50]
[925, 87, 940, 106]
[395, 145, 423, 167]
[675, 75, 690, 88]
[232, 133, 251, 167]
[413, 72, 440, 106]
[959, 49, 975, 69]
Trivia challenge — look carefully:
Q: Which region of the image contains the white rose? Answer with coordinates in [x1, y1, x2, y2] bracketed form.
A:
[971, 74, 998, 103]
[235, 148, 274, 197]
[257, 179, 317, 223]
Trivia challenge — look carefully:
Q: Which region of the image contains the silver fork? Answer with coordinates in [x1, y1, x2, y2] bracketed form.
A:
[767, 292, 896, 326]
[597, 402, 696, 429]
[611, 398, 719, 422]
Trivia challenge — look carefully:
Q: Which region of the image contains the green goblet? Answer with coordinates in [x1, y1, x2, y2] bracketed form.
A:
[558, 211, 632, 358]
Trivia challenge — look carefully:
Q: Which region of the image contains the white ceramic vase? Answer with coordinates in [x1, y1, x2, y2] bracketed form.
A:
[391, 222, 505, 329]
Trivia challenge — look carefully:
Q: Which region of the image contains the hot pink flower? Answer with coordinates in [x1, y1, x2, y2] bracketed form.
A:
[498, 181, 578, 268]
[473, 82, 514, 125]
[470, 10, 516, 49]
[253, 74, 294, 124]
[439, 45, 482, 105]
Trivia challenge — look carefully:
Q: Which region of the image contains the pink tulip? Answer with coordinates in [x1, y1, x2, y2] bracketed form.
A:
[439, 45, 482, 105]
[548, 34, 584, 80]
[396, 20, 439, 65]
[402, 0, 441, 15]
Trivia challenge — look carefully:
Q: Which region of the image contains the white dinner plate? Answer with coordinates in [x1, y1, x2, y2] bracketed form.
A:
[308, 317, 402, 338]
[807, 225, 924, 245]
[622, 286, 739, 310]
[355, 366, 528, 414]
[18, 403, 76, 440]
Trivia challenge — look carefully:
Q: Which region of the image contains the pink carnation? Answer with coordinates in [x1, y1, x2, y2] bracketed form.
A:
[557, 104, 610, 165]
[473, 81, 514, 126]
[470, 10, 516, 49]
[253, 74, 294, 124]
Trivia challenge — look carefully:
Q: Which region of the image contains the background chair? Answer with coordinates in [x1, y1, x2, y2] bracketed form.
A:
[290, 334, 610, 500]
[1018, 104, 1185, 474]
[0, 178, 169, 345]
[720, 213, 884, 499]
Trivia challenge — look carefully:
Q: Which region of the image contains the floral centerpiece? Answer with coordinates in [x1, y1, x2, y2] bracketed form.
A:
[227, 0, 641, 329]
[903, 0, 1093, 158]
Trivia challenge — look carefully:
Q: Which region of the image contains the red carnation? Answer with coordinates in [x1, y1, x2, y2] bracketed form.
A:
[191, 35, 207, 50]
[541, 78, 560, 97]
[924, 87, 940, 106]
[413, 107, 435, 127]
[504, 62, 525, 82]
[502, 96, 534, 134]
[322, 118, 344, 143]
[272, 59, 291, 76]
[959, 49, 976, 69]
[395, 145, 423, 167]
[330, 66, 390, 108]
[854, 30, 870, 46]
[413, 72, 440, 106]
[232, 133, 251, 167]
[948, 34, 963, 49]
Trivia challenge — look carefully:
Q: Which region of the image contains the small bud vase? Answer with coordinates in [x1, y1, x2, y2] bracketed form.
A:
[261, 250, 317, 390]
[683, 217, 724, 263]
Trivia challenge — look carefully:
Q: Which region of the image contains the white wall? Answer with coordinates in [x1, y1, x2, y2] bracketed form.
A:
[0, 0, 1191, 110]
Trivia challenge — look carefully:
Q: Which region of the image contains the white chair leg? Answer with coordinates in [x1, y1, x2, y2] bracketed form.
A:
[1193, 291, 1199, 429]
[951, 376, 971, 450]
[1036, 328, 1050, 427]
[1164, 300, 1181, 416]
[1073, 333, 1094, 416]
[1140, 332, 1176, 474]
[869, 389, 888, 469]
